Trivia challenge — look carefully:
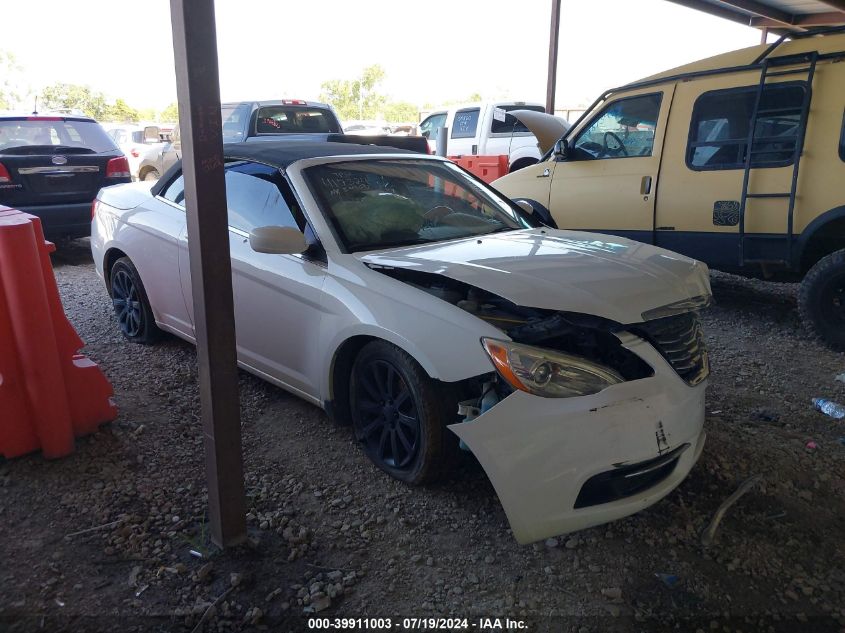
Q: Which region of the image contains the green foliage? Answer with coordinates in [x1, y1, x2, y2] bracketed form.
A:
[137, 107, 157, 122]
[0, 51, 26, 111]
[383, 101, 418, 123]
[159, 102, 179, 123]
[41, 82, 108, 119]
[103, 98, 140, 123]
[320, 64, 388, 121]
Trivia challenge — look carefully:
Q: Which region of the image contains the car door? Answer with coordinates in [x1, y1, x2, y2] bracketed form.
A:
[177, 160, 328, 400]
[655, 75, 808, 269]
[129, 175, 193, 336]
[547, 87, 674, 243]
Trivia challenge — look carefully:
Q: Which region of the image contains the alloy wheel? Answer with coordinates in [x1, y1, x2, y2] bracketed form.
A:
[354, 359, 420, 470]
[111, 269, 143, 337]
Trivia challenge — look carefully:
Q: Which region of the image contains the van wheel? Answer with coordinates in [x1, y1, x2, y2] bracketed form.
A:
[142, 168, 160, 182]
[798, 248, 845, 351]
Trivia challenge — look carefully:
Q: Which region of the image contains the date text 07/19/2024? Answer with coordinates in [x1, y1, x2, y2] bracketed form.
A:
[307, 617, 529, 630]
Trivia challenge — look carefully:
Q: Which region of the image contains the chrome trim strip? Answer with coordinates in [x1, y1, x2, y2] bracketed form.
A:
[622, 443, 690, 479]
[18, 166, 100, 174]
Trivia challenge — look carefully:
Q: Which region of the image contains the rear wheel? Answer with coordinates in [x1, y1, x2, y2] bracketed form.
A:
[142, 168, 160, 182]
[109, 257, 161, 344]
[350, 341, 457, 485]
[798, 248, 845, 351]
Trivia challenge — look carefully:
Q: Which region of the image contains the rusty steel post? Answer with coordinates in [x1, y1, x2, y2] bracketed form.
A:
[169, 0, 247, 548]
[546, 0, 562, 114]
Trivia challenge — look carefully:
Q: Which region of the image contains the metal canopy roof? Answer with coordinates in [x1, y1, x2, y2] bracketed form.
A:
[668, 0, 845, 31]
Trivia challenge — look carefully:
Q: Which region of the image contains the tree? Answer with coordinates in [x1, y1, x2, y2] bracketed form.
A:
[0, 51, 26, 111]
[383, 101, 418, 123]
[103, 98, 139, 123]
[41, 83, 107, 119]
[160, 102, 179, 123]
[320, 64, 387, 121]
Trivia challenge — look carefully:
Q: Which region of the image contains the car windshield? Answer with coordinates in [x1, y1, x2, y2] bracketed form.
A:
[0, 118, 117, 154]
[304, 158, 536, 252]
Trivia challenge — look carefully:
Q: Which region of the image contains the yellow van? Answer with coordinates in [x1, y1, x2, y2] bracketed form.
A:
[494, 28, 845, 350]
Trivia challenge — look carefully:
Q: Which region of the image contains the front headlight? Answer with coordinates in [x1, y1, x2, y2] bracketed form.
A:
[481, 338, 624, 398]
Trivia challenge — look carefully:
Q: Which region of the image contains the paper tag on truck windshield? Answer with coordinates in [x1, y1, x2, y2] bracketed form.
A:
[492, 107, 507, 122]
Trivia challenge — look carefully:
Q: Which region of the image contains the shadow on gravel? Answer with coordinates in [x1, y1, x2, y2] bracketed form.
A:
[49, 237, 93, 268]
[708, 272, 799, 322]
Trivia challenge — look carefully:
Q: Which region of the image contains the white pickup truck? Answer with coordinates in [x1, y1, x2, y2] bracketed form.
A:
[418, 101, 560, 172]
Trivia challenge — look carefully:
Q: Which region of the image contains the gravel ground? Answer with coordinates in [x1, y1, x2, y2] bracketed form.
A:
[1, 238, 844, 633]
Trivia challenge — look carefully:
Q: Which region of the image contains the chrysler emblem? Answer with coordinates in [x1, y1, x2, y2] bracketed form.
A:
[52, 155, 68, 165]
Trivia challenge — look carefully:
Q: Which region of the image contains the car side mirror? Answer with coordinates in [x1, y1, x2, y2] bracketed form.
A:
[514, 200, 534, 215]
[143, 125, 161, 143]
[248, 226, 307, 255]
[554, 138, 569, 160]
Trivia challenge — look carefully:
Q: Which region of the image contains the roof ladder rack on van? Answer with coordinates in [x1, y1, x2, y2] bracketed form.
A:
[737, 50, 818, 268]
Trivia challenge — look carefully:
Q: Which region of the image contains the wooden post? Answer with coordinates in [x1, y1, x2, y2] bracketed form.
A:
[760, 26, 769, 44]
[169, 0, 247, 548]
[546, 0, 562, 114]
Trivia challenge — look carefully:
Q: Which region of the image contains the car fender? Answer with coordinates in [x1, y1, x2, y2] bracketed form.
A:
[316, 265, 505, 401]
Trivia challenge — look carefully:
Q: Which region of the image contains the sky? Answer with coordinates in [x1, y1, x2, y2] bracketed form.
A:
[1, 0, 768, 114]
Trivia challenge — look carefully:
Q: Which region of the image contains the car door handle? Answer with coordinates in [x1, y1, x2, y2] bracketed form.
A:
[640, 176, 652, 195]
[537, 168, 551, 178]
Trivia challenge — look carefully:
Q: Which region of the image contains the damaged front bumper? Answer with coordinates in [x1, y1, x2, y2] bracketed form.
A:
[449, 332, 706, 545]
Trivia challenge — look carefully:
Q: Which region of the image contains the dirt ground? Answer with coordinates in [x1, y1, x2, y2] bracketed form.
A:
[1, 238, 844, 633]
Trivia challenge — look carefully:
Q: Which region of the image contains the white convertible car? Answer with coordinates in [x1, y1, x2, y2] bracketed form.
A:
[91, 141, 711, 544]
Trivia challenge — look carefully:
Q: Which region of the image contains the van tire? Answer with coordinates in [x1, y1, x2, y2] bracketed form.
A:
[798, 248, 845, 351]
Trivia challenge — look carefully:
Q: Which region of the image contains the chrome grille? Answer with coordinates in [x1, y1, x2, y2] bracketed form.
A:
[634, 312, 709, 386]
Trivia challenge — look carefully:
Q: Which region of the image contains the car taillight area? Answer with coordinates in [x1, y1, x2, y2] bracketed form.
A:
[0, 162, 11, 183]
[106, 157, 131, 179]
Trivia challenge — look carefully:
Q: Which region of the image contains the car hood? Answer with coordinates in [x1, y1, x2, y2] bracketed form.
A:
[508, 109, 571, 154]
[357, 229, 711, 324]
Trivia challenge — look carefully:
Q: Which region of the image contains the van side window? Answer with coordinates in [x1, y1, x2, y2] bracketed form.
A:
[840, 109, 845, 162]
[687, 83, 806, 171]
[571, 93, 662, 160]
[451, 108, 480, 139]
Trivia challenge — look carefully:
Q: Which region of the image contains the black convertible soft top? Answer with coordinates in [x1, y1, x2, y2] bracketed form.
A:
[150, 141, 414, 198]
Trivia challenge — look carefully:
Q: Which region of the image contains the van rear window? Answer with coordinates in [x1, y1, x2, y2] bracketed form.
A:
[687, 83, 806, 171]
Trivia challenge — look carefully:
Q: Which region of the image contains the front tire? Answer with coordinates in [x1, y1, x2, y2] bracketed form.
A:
[109, 257, 161, 344]
[798, 249, 845, 351]
[350, 341, 457, 485]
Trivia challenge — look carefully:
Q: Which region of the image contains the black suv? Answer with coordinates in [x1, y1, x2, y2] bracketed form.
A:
[0, 114, 131, 238]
